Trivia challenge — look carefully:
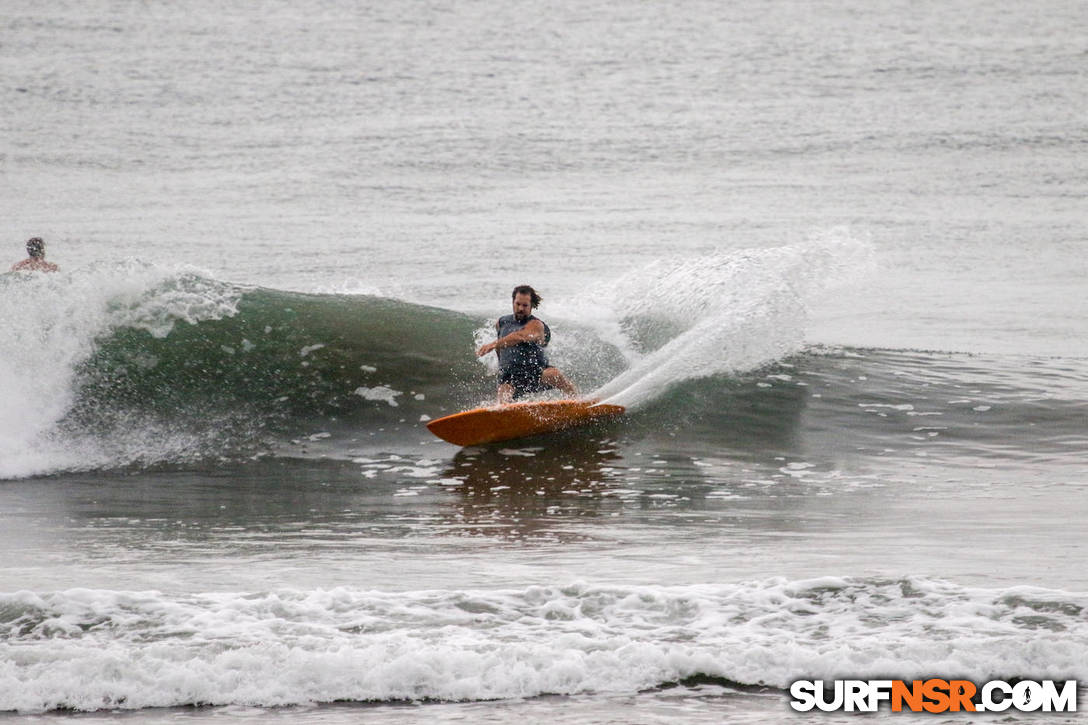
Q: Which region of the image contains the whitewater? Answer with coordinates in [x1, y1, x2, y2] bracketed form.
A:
[3, 0, 1087, 721]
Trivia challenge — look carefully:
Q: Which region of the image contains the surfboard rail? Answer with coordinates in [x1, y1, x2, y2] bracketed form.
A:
[425, 399, 625, 446]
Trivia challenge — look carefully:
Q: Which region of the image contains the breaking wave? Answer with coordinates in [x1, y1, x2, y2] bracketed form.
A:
[3, 238, 1082, 478]
[1, 577, 1084, 712]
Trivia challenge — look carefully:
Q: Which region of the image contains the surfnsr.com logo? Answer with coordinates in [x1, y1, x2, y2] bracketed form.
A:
[789, 679, 1077, 713]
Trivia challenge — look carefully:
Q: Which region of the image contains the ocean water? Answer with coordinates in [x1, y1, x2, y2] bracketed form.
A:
[2, 0, 1087, 721]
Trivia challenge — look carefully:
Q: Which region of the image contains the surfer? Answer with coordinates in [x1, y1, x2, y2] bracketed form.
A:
[10, 237, 58, 273]
[477, 285, 577, 404]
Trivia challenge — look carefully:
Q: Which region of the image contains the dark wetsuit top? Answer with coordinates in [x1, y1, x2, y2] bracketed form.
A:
[496, 314, 552, 399]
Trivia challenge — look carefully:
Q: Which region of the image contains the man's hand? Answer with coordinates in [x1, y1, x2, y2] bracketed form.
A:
[477, 341, 496, 357]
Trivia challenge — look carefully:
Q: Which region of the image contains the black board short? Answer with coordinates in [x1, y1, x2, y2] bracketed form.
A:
[499, 365, 554, 400]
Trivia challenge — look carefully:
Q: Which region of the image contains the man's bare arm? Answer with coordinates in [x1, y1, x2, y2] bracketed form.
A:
[476, 319, 545, 357]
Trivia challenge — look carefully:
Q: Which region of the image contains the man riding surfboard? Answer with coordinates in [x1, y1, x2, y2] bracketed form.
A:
[427, 285, 620, 445]
[476, 285, 577, 404]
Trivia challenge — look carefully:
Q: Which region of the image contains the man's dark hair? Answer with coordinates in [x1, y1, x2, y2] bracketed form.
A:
[26, 237, 44, 259]
[512, 285, 542, 308]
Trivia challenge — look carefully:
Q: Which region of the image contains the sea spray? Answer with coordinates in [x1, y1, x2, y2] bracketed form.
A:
[592, 233, 875, 408]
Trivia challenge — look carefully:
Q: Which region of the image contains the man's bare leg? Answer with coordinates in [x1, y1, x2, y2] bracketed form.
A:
[497, 383, 515, 404]
[542, 367, 577, 397]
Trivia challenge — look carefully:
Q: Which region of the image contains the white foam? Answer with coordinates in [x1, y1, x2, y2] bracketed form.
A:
[1, 577, 1085, 713]
[860, 403, 915, 411]
[353, 385, 403, 407]
[473, 323, 500, 373]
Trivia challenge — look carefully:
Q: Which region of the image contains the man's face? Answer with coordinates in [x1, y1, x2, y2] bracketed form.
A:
[512, 293, 533, 321]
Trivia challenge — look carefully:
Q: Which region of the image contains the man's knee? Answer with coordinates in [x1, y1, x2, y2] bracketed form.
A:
[542, 367, 576, 393]
[542, 367, 564, 384]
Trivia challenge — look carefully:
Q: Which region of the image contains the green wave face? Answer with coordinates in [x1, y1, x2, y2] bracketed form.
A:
[64, 287, 491, 446]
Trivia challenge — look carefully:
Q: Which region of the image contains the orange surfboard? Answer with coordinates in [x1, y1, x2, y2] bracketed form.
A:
[426, 399, 625, 446]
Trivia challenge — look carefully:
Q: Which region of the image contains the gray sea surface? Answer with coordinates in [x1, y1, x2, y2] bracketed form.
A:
[2, 0, 1087, 721]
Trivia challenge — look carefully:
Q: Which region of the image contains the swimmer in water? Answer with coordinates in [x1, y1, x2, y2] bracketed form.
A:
[10, 237, 59, 273]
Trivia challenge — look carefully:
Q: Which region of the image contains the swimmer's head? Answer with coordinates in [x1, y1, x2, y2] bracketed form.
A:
[26, 237, 45, 259]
